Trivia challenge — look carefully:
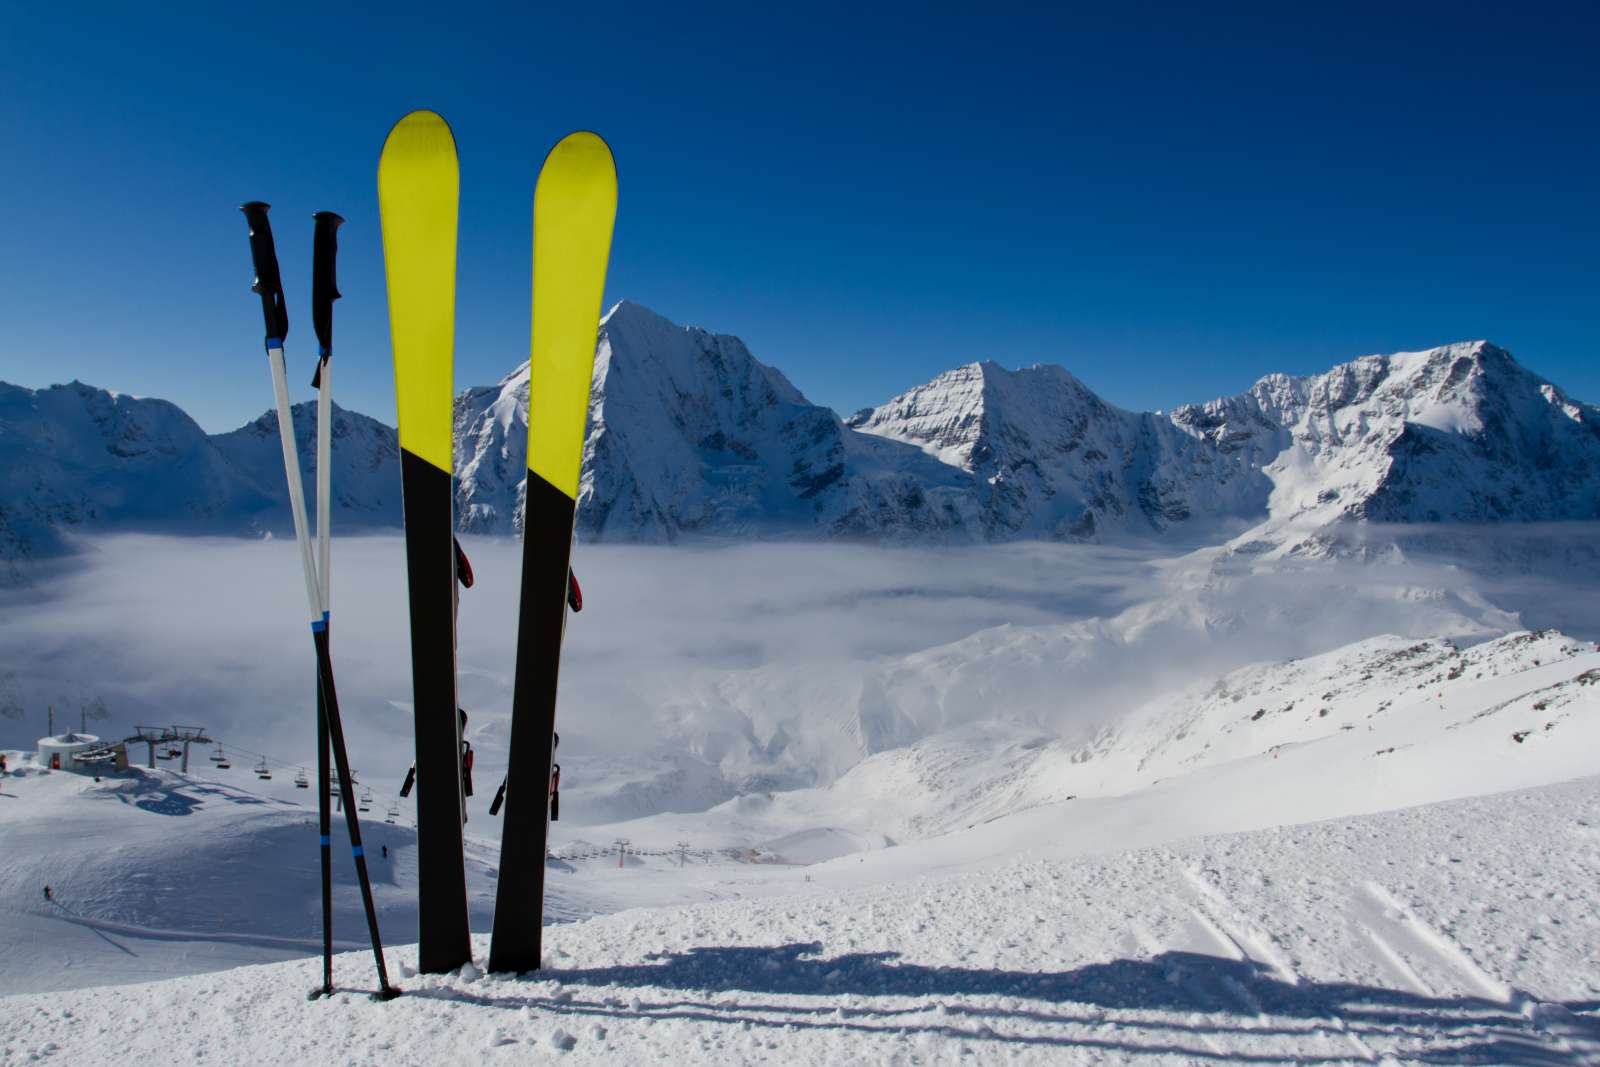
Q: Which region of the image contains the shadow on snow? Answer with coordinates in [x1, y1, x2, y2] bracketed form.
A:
[413, 942, 1599, 1065]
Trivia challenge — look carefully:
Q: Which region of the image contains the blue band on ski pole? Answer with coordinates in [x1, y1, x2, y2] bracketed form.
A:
[320, 835, 331, 846]
[352, 845, 364, 857]
[265, 337, 283, 351]
[311, 618, 327, 633]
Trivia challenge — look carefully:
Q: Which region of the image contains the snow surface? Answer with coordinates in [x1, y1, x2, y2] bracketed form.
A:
[4, 578, 1600, 1052]
[5, 763, 1598, 1064]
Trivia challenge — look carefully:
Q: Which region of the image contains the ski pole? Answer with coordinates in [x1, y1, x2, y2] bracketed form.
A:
[310, 211, 342, 999]
[239, 202, 399, 1002]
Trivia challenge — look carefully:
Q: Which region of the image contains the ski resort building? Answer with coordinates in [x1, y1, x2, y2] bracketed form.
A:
[35, 732, 120, 774]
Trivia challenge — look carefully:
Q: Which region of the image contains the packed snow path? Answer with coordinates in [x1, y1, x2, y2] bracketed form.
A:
[8, 777, 1599, 1065]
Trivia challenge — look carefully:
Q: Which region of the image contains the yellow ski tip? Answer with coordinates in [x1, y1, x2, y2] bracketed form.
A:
[527, 130, 619, 501]
[539, 130, 618, 192]
[380, 110, 458, 166]
[379, 109, 460, 475]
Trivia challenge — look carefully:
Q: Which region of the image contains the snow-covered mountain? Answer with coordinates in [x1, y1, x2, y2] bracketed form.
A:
[457, 315, 1600, 545]
[1187, 341, 1600, 557]
[0, 381, 268, 562]
[0, 379, 400, 560]
[4, 306, 1597, 561]
[455, 300, 976, 541]
[846, 361, 1275, 540]
[212, 400, 403, 528]
[851, 340, 1600, 547]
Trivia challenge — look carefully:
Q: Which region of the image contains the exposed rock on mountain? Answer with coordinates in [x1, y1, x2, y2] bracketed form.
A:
[3, 306, 1595, 562]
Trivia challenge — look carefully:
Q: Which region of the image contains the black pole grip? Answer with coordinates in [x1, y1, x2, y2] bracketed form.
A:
[311, 211, 344, 361]
[239, 202, 288, 345]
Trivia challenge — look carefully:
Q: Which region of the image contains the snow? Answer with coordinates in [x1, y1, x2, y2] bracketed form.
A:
[5, 766, 1598, 1064]
[3, 548, 1600, 1061]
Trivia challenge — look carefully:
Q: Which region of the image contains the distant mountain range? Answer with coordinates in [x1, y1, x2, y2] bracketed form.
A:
[3, 300, 1597, 561]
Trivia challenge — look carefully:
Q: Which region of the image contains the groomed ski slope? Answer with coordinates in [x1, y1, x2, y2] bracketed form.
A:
[7, 774, 1599, 1065]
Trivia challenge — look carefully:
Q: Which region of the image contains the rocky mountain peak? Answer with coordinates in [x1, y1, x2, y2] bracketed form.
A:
[4, 307, 1595, 564]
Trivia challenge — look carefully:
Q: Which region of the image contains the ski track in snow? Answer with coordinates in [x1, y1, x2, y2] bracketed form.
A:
[7, 776, 1600, 1065]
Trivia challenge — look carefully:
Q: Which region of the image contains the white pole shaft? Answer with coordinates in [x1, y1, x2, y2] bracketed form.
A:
[267, 347, 323, 624]
[316, 362, 332, 616]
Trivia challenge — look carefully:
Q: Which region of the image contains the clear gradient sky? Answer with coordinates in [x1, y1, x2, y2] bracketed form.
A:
[1, 2, 1595, 432]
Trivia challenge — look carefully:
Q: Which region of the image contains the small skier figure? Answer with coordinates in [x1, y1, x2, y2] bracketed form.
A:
[42, 886, 52, 903]
[381, 844, 388, 859]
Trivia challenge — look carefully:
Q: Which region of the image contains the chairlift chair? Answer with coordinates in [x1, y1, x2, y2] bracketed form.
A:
[210, 745, 225, 763]
[358, 786, 373, 813]
[294, 768, 308, 788]
[255, 758, 272, 780]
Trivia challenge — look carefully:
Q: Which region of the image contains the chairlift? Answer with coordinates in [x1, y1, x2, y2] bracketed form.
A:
[255, 758, 272, 780]
[210, 745, 225, 763]
[294, 768, 309, 789]
[358, 786, 373, 813]
[384, 802, 398, 825]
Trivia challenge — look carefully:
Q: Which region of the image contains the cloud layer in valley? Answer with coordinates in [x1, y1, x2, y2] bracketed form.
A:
[3, 529, 1598, 827]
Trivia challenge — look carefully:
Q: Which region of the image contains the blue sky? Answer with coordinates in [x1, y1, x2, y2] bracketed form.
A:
[1, 2, 1595, 432]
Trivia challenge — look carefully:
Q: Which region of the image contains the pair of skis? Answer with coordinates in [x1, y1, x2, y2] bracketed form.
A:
[239, 204, 399, 1001]
[378, 110, 617, 975]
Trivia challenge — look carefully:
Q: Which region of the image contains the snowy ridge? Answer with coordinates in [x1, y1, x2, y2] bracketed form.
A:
[0, 382, 399, 560]
[0, 381, 263, 562]
[213, 400, 403, 527]
[1204, 341, 1600, 556]
[850, 339, 1600, 549]
[4, 312, 1598, 560]
[453, 301, 977, 541]
[572, 627, 1600, 858]
[846, 360, 1273, 539]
